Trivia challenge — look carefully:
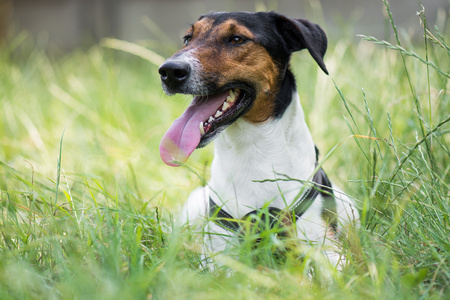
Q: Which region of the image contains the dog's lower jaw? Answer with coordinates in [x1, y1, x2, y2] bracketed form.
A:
[208, 91, 317, 218]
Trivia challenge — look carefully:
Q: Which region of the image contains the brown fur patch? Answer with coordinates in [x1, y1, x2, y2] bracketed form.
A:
[181, 18, 281, 123]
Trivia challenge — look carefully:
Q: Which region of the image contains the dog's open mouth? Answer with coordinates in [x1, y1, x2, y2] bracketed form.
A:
[198, 88, 252, 145]
[160, 88, 253, 166]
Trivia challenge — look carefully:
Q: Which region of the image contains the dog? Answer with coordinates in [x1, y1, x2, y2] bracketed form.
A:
[158, 11, 359, 268]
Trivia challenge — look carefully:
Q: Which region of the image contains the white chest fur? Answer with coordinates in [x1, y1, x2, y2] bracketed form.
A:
[208, 92, 317, 218]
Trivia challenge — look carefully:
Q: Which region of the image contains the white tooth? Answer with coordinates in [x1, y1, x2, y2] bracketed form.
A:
[222, 102, 230, 111]
[227, 93, 236, 103]
[208, 116, 214, 123]
[215, 111, 223, 118]
[199, 122, 205, 134]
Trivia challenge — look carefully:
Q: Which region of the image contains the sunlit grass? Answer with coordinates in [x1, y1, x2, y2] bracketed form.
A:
[0, 3, 449, 299]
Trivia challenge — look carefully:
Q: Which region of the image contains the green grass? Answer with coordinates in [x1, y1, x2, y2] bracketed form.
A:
[0, 3, 449, 299]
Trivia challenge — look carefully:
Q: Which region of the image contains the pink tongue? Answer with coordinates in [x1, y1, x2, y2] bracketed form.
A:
[160, 91, 229, 166]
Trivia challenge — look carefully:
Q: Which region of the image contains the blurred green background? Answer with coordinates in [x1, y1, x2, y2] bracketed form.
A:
[0, 1, 449, 299]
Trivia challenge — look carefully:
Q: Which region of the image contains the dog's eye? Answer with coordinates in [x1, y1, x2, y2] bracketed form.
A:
[183, 35, 192, 46]
[230, 36, 246, 45]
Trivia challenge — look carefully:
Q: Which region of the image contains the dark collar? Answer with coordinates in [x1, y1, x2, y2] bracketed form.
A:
[209, 167, 337, 234]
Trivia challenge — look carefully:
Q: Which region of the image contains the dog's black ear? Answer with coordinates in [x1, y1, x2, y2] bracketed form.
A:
[274, 15, 328, 75]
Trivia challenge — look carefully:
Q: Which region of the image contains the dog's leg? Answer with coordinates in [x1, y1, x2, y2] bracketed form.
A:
[181, 186, 238, 269]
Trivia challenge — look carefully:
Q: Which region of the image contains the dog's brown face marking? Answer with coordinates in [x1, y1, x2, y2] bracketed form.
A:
[180, 17, 281, 123]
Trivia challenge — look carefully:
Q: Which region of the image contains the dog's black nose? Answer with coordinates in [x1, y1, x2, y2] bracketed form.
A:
[159, 61, 191, 87]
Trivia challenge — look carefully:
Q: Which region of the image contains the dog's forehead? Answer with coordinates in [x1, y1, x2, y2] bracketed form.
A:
[192, 11, 274, 37]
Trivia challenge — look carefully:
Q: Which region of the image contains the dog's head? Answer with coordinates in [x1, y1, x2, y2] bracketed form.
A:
[159, 11, 328, 166]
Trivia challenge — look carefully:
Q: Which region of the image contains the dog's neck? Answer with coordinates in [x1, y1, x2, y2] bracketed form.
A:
[209, 91, 317, 218]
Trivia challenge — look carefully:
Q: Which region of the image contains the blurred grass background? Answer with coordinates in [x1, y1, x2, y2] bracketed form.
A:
[0, 0, 449, 299]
